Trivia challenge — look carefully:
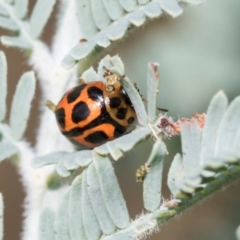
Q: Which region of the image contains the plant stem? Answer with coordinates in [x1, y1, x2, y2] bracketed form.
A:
[156, 164, 240, 224]
[102, 164, 240, 239]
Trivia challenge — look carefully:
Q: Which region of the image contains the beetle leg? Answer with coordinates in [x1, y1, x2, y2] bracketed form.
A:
[79, 77, 86, 85]
[46, 100, 56, 112]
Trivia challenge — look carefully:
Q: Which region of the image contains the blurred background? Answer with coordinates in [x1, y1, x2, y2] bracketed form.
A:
[0, 0, 240, 239]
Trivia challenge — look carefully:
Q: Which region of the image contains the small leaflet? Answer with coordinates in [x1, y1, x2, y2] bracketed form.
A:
[0, 36, 32, 49]
[75, 0, 98, 38]
[215, 96, 240, 160]
[90, 0, 111, 30]
[10, 71, 36, 140]
[29, 0, 56, 38]
[81, 170, 102, 240]
[0, 16, 18, 31]
[120, 77, 148, 125]
[93, 153, 130, 229]
[0, 6, 9, 17]
[54, 189, 71, 240]
[0, 141, 18, 162]
[14, 0, 28, 19]
[158, 0, 183, 18]
[69, 175, 87, 240]
[147, 62, 160, 123]
[180, 122, 202, 186]
[128, 9, 146, 27]
[102, 0, 124, 21]
[143, 140, 166, 212]
[118, 0, 137, 12]
[200, 91, 228, 166]
[167, 153, 184, 196]
[87, 163, 116, 234]
[32, 151, 66, 168]
[143, 1, 162, 18]
[81, 67, 98, 83]
[39, 207, 55, 240]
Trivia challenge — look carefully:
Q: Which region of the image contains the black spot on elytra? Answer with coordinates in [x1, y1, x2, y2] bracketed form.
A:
[72, 101, 90, 123]
[116, 108, 127, 120]
[55, 108, 65, 129]
[62, 105, 128, 144]
[87, 86, 103, 102]
[127, 116, 134, 125]
[67, 84, 86, 103]
[114, 125, 126, 138]
[84, 131, 108, 144]
[109, 97, 121, 108]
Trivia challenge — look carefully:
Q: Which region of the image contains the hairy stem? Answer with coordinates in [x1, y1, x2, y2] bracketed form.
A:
[19, 1, 83, 239]
[157, 164, 240, 224]
[102, 164, 240, 239]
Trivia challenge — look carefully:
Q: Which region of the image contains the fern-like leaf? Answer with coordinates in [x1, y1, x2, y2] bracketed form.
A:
[40, 156, 132, 239]
[0, 52, 36, 163]
[167, 91, 240, 198]
[62, 0, 204, 69]
[32, 55, 159, 174]
[0, 0, 56, 48]
[37, 55, 240, 239]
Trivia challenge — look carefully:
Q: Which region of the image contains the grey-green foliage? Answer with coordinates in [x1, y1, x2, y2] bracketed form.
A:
[10, 72, 36, 140]
[69, 176, 87, 240]
[1, 1, 238, 239]
[43, 157, 131, 240]
[0, 0, 56, 48]
[14, 0, 28, 19]
[168, 91, 240, 198]
[38, 142, 168, 240]
[32, 55, 155, 176]
[39, 208, 55, 240]
[143, 139, 166, 212]
[54, 189, 71, 240]
[0, 141, 18, 162]
[0, 51, 36, 162]
[36, 55, 240, 239]
[36, 55, 165, 239]
[62, 0, 204, 69]
[29, 0, 56, 39]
